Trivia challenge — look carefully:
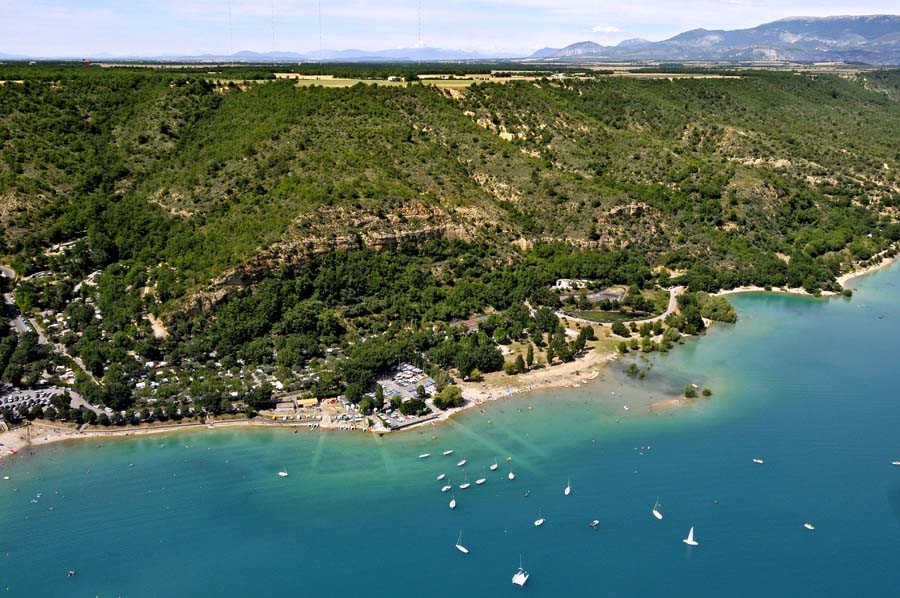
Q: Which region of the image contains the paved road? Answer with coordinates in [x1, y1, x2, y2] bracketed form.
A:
[0, 266, 29, 334]
[557, 286, 685, 327]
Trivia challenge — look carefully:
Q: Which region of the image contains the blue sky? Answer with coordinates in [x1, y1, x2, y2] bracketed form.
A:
[1, 0, 897, 57]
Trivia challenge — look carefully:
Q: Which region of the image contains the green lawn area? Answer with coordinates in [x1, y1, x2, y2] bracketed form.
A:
[565, 310, 652, 323]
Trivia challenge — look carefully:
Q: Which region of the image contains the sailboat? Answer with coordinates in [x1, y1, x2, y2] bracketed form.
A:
[449, 496, 456, 510]
[441, 485, 452, 492]
[476, 477, 486, 485]
[804, 522, 815, 530]
[683, 526, 699, 546]
[652, 498, 663, 520]
[443, 450, 454, 456]
[508, 470, 515, 480]
[589, 519, 600, 529]
[457, 459, 467, 467]
[752, 458, 764, 464]
[459, 475, 471, 490]
[419, 453, 431, 459]
[511, 556, 529, 587]
[891, 461, 900, 466]
[277, 466, 289, 478]
[564, 478, 571, 496]
[490, 459, 499, 471]
[534, 510, 545, 526]
[455, 531, 469, 554]
[436, 473, 446, 481]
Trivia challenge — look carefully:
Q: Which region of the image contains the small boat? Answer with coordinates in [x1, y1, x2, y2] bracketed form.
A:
[511, 557, 529, 587]
[437, 473, 446, 481]
[67, 570, 76, 577]
[564, 477, 571, 496]
[534, 510, 545, 527]
[753, 458, 764, 464]
[455, 531, 469, 554]
[490, 460, 499, 471]
[277, 466, 289, 478]
[443, 450, 454, 456]
[804, 522, 815, 530]
[476, 478, 486, 485]
[442, 485, 452, 492]
[652, 498, 663, 520]
[460, 476, 471, 490]
[2, 476, 9, 480]
[891, 461, 900, 466]
[508, 471, 515, 480]
[419, 453, 431, 459]
[457, 459, 467, 467]
[506, 456, 513, 461]
[523, 490, 530, 497]
[589, 519, 599, 529]
[449, 497, 456, 510]
[683, 526, 699, 546]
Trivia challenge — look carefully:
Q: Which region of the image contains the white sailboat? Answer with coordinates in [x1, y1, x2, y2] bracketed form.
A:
[752, 458, 764, 464]
[455, 531, 469, 554]
[457, 459, 467, 467]
[436, 473, 446, 481]
[441, 485, 452, 492]
[534, 510, 545, 527]
[589, 519, 599, 529]
[460, 475, 471, 490]
[449, 496, 456, 510]
[277, 465, 289, 478]
[683, 526, 699, 546]
[652, 498, 663, 520]
[564, 477, 571, 496]
[511, 556, 529, 587]
[490, 459, 499, 471]
[419, 453, 431, 459]
[443, 450, 454, 456]
[804, 522, 815, 530]
[476, 477, 486, 485]
[891, 460, 900, 466]
[508, 470, 515, 480]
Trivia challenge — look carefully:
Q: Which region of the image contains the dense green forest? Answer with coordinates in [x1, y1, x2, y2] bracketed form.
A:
[1, 64, 898, 416]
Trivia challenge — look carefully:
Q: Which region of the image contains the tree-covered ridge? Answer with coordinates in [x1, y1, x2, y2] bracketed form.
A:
[2, 67, 899, 300]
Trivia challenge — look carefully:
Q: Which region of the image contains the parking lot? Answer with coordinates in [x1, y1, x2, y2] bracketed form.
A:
[0, 388, 64, 417]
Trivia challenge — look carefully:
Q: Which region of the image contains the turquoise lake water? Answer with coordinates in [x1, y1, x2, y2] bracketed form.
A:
[2, 266, 900, 597]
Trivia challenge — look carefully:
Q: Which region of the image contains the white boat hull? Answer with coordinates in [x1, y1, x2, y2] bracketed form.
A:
[652, 510, 663, 520]
[455, 544, 469, 554]
[508, 472, 515, 480]
[476, 478, 486, 485]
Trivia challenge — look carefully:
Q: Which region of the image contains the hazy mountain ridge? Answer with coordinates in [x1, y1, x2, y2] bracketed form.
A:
[0, 47, 516, 63]
[535, 15, 900, 64]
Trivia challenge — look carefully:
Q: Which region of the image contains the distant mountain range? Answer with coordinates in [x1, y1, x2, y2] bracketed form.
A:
[533, 15, 900, 64]
[3, 15, 899, 65]
[0, 47, 517, 63]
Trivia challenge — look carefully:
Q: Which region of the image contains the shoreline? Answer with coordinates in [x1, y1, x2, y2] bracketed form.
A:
[714, 250, 899, 299]
[4, 252, 896, 462]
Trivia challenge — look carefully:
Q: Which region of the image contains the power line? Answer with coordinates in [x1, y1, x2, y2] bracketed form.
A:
[271, 0, 276, 55]
[227, 0, 233, 66]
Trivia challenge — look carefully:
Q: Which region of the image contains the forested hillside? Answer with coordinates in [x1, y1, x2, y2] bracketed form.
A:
[1, 65, 899, 412]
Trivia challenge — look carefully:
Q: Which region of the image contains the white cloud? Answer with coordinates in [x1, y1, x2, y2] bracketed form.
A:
[592, 25, 621, 33]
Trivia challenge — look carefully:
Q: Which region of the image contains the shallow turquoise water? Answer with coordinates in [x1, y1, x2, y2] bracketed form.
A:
[2, 267, 900, 597]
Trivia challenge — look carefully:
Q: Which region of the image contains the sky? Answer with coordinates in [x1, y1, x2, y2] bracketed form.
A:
[0, 0, 897, 57]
